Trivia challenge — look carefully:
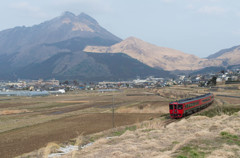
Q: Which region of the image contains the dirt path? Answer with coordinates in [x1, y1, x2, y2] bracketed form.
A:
[0, 113, 159, 158]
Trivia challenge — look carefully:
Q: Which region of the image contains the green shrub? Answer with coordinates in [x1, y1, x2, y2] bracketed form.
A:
[198, 106, 240, 118]
[112, 125, 137, 136]
[177, 155, 187, 158]
[180, 146, 205, 158]
[220, 131, 240, 146]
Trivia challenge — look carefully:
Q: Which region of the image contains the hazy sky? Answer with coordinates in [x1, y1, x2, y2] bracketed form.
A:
[1, 0, 240, 57]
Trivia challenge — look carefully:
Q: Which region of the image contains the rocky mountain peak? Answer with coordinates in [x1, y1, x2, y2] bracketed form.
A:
[124, 36, 144, 44]
[78, 12, 98, 25]
[112, 36, 147, 50]
[62, 11, 76, 18]
[59, 11, 98, 25]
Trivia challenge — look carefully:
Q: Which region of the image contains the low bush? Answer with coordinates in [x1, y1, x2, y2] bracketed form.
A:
[220, 131, 240, 146]
[197, 106, 240, 117]
[112, 125, 137, 136]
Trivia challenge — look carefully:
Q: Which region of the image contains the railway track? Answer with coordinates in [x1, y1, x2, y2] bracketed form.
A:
[216, 94, 240, 98]
[163, 119, 179, 128]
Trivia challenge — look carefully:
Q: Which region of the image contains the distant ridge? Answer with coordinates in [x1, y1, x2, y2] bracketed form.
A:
[206, 45, 240, 66]
[207, 45, 240, 59]
[84, 37, 223, 71]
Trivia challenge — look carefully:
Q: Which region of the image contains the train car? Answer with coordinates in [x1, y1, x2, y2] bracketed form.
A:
[169, 93, 214, 119]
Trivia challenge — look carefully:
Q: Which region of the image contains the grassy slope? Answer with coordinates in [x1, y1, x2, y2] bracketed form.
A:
[60, 113, 240, 158]
[18, 52, 172, 81]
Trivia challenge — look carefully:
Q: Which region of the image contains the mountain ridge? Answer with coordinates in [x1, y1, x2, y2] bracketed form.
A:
[207, 45, 240, 66]
[84, 36, 224, 71]
[207, 45, 240, 59]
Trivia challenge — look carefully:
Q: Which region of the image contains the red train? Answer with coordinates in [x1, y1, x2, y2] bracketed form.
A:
[169, 93, 214, 119]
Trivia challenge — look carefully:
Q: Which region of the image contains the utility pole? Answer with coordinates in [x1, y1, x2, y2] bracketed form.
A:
[112, 94, 115, 128]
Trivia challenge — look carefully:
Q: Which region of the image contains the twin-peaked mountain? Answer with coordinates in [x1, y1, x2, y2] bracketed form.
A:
[0, 11, 239, 80]
[0, 12, 120, 54]
[0, 12, 172, 80]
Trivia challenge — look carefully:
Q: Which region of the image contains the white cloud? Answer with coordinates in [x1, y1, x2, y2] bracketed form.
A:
[198, 6, 226, 15]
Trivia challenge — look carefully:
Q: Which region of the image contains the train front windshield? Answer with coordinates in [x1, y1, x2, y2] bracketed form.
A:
[174, 104, 177, 110]
[170, 104, 179, 111]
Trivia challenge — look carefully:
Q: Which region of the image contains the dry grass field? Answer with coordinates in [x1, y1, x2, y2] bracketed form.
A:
[0, 89, 163, 158]
[57, 84, 239, 158]
[1, 84, 240, 158]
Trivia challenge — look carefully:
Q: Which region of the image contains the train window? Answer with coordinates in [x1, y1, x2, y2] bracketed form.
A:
[186, 101, 199, 108]
[178, 104, 183, 110]
[169, 104, 173, 110]
[203, 98, 210, 102]
[174, 104, 177, 109]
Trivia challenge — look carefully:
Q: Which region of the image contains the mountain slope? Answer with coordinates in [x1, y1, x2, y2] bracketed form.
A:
[9, 36, 119, 68]
[16, 52, 172, 81]
[207, 45, 240, 59]
[207, 45, 240, 66]
[86, 53, 172, 80]
[84, 37, 223, 71]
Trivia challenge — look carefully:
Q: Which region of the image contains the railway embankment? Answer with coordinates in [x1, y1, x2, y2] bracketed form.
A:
[58, 112, 240, 158]
[21, 110, 240, 158]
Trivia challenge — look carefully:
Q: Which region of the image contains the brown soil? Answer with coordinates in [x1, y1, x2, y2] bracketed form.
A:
[117, 101, 169, 114]
[0, 102, 40, 108]
[56, 101, 90, 103]
[217, 97, 240, 104]
[0, 113, 159, 158]
[0, 109, 30, 115]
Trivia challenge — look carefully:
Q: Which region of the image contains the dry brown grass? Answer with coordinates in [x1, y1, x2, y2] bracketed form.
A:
[116, 101, 169, 114]
[59, 111, 240, 158]
[56, 101, 89, 103]
[43, 142, 60, 158]
[0, 109, 30, 115]
[71, 134, 83, 158]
